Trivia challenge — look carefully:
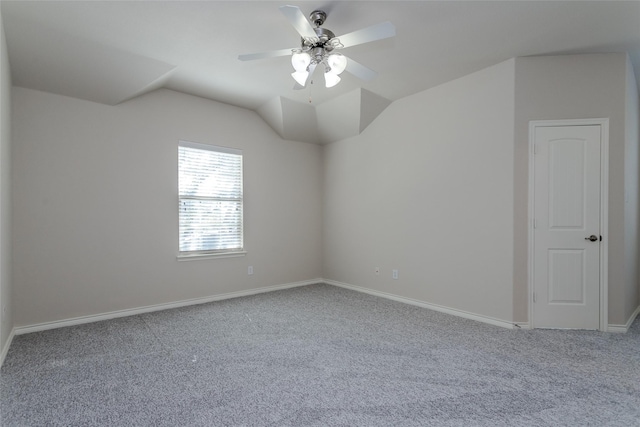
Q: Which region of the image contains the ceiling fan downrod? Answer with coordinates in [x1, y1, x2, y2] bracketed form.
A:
[309, 10, 327, 27]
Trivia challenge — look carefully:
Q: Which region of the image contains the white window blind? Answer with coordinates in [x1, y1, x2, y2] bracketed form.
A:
[178, 141, 243, 255]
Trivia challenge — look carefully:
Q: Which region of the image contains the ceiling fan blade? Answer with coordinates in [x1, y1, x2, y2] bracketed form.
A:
[293, 63, 317, 90]
[238, 48, 293, 61]
[279, 5, 317, 39]
[338, 21, 395, 48]
[344, 57, 377, 81]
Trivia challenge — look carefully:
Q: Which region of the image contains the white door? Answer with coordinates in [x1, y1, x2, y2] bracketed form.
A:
[533, 125, 601, 330]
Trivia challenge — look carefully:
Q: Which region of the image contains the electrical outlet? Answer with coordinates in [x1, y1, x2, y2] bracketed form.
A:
[248, 266, 254, 275]
[392, 269, 398, 279]
[375, 267, 380, 275]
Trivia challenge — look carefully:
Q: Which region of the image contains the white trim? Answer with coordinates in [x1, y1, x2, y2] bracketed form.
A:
[598, 119, 609, 331]
[0, 327, 16, 367]
[514, 323, 531, 330]
[324, 279, 519, 330]
[176, 251, 247, 261]
[179, 140, 242, 156]
[7, 275, 631, 346]
[527, 121, 537, 329]
[527, 118, 610, 331]
[608, 305, 640, 333]
[14, 279, 321, 336]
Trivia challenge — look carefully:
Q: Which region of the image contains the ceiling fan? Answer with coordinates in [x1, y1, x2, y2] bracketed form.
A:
[238, 5, 395, 89]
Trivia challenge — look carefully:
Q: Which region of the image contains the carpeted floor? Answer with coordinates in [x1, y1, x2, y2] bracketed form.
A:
[1, 283, 639, 426]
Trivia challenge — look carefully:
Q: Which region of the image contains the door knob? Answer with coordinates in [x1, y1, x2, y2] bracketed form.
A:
[585, 235, 598, 242]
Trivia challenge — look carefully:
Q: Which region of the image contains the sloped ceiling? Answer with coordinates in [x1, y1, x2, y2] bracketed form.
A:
[1, 1, 639, 144]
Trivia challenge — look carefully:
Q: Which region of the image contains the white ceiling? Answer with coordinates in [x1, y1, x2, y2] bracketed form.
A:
[2, 1, 639, 113]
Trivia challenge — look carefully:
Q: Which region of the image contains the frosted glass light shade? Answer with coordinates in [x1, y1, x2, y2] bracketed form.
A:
[324, 71, 341, 88]
[291, 71, 309, 86]
[327, 53, 347, 75]
[291, 51, 311, 72]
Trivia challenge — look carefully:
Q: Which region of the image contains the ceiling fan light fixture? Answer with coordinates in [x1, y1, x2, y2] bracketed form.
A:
[291, 50, 311, 72]
[239, 6, 395, 91]
[291, 70, 309, 86]
[324, 71, 341, 88]
[327, 53, 347, 75]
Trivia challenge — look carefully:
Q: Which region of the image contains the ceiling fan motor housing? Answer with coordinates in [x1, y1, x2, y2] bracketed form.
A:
[299, 10, 336, 51]
[302, 27, 339, 68]
[303, 27, 336, 47]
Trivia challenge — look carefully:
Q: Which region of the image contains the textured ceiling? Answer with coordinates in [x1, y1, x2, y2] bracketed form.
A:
[2, 1, 639, 142]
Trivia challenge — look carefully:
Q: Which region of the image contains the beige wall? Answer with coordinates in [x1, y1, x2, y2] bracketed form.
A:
[513, 53, 633, 325]
[7, 52, 638, 332]
[323, 53, 638, 327]
[0, 7, 13, 352]
[323, 59, 516, 323]
[624, 56, 640, 321]
[12, 88, 323, 326]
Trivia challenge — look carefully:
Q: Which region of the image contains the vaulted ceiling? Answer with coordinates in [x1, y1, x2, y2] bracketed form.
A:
[2, 1, 639, 143]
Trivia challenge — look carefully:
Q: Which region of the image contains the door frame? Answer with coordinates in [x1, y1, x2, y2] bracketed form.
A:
[528, 118, 609, 331]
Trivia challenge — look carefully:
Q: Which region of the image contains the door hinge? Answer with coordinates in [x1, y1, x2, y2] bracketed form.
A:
[533, 219, 537, 229]
[533, 292, 537, 303]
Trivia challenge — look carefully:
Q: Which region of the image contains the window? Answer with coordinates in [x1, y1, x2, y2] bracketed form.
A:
[178, 141, 243, 257]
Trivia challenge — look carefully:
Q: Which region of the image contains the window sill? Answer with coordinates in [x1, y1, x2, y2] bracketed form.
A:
[176, 251, 247, 261]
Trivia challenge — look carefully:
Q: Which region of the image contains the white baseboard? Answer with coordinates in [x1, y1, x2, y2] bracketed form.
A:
[10, 278, 634, 344]
[513, 323, 531, 330]
[323, 279, 519, 330]
[0, 327, 16, 367]
[14, 279, 322, 336]
[608, 305, 640, 333]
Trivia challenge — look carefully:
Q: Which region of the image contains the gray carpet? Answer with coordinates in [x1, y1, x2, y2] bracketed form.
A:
[1, 283, 639, 426]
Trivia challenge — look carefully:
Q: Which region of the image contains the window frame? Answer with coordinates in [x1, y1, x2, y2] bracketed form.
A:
[177, 140, 246, 261]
